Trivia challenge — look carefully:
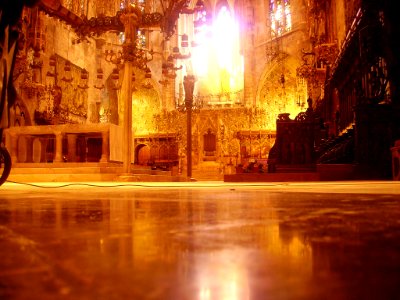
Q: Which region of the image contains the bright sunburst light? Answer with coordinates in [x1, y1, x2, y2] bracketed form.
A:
[191, 5, 244, 100]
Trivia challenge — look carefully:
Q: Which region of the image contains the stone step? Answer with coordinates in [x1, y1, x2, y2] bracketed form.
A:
[8, 173, 188, 183]
[192, 171, 223, 181]
[8, 173, 119, 182]
[191, 161, 224, 180]
[10, 163, 169, 175]
[224, 172, 320, 182]
[6, 163, 181, 182]
[7, 163, 225, 182]
[10, 166, 123, 174]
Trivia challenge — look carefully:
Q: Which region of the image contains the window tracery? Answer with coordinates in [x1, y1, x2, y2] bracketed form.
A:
[270, 0, 291, 37]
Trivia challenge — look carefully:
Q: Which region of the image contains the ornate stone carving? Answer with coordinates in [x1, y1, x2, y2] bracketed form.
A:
[33, 55, 88, 124]
[314, 43, 338, 66]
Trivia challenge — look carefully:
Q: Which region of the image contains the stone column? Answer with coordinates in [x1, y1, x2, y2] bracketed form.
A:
[17, 135, 27, 163]
[120, 7, 142, 173]
[54, 132, 63, 163]
[161, 42, 169, 111]
[8, 133, 18, 164]
[165, 36, 178, 111]
[243, 3, 256, 106]
[88, 38, 106, 124]
[67, 134, 77, 162]
[25, 136, 33, 163]
[184, 75, 196, 178]
[32, 138, 42, 163]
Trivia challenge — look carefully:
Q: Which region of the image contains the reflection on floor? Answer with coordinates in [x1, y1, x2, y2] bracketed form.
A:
[1, 181, 400, 299]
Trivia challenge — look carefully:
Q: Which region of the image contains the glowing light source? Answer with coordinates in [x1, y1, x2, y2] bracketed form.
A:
[270, 0, 291, 36]
[191, 4, 244, 101]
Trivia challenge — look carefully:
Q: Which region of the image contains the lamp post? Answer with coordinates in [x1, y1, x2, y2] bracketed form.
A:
[183, 74, 196, 178]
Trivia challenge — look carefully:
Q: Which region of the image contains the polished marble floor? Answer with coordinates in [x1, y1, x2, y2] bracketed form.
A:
[1, 181, 400, 299]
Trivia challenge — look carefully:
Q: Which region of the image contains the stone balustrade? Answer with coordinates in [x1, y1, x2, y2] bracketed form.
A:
[4, 123, 122, 164]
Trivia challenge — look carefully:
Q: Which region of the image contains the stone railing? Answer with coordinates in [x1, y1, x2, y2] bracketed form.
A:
[3, 123, 122, 165]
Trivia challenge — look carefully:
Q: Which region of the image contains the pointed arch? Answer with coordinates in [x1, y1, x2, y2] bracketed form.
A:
[270, 0, 292, 37]
[256, 54, 305, 129]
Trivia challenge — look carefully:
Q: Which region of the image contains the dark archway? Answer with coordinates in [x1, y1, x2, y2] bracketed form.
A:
[135, 144, 150, 165]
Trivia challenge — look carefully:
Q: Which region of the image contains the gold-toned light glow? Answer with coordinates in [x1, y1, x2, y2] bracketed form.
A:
[258, 56, 306, 129]
[192, 22, 210, 77]
[191, 5, 244, 101]
[270, 0, 292, 36]
[197, 250, 250, 300]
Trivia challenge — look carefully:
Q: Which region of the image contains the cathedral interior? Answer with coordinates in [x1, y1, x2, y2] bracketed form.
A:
[1, 1, 400, 299]
[1, 0, 399, 182]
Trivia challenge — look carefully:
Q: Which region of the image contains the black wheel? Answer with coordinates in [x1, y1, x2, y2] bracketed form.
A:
[0, 146, 11, 186]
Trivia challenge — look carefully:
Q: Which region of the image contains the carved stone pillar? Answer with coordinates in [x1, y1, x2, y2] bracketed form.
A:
[184, 75, 196, 178]
[9, 133, 18, 164]
[243, 5, 256, 106]
[32, 138, 42, 163]
[17, 136, 27, 163]
[120, 7, 142, 173]
[54, 132, 63, 163]
[67, 134, 77, 162]
[25, 136, 33, 163]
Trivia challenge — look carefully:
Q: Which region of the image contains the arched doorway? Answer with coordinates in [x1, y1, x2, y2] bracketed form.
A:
[135, 144, 150, 165]
[203, 128, 216, 160]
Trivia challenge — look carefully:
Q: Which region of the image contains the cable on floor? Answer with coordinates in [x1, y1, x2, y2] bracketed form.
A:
[4, 180, 281, 189]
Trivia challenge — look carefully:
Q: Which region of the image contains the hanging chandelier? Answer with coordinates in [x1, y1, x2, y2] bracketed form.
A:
[54, 0, 205, 67]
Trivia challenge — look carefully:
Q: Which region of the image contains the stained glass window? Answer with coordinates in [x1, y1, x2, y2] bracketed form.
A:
[270, 0, 291, 37]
